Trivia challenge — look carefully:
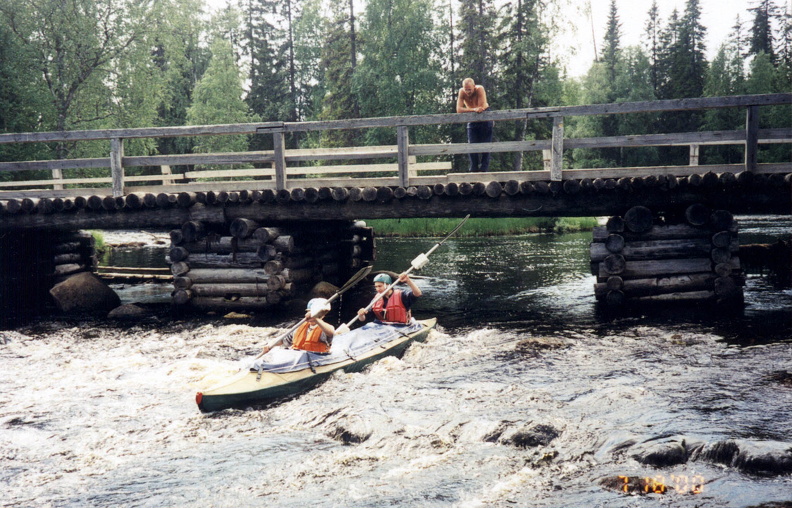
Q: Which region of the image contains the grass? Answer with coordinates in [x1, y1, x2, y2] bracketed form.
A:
[87, 230, 112, 264]
[364, 217, 599, 237]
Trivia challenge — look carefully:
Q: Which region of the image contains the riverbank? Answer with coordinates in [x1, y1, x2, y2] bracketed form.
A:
[364, 217, 599, 236]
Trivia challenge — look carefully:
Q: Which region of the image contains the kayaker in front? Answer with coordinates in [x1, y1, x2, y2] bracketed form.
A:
[260, 298, 336, 355]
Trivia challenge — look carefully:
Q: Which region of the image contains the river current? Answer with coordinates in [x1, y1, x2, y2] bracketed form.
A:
[1, 217, 790, 507]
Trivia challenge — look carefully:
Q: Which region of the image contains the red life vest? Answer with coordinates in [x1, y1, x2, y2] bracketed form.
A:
[372, 290, 410, 324]
[291, 322, 330, 353]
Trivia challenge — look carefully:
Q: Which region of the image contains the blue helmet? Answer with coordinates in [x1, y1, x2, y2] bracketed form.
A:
[373, 273, 392, 284]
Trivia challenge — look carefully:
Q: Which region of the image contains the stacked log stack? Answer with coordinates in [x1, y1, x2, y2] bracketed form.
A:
[0, 230, 98, 326]
[168, 218, 374, 312]
[592, 205, 744, 307]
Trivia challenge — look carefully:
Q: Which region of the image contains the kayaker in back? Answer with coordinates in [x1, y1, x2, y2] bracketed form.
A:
[261, 298, 336, 355]
[356, 272, 422, 325]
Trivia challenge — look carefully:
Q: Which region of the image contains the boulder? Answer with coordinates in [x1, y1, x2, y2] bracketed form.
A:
[309, 281, 339, 299]
[49, 272, 121, 314]
[498, 423, 560, 449]
[631, 438, 690, 467]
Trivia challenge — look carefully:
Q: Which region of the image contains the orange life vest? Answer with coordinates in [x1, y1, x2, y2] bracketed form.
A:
[372, 290, 410, 324]
[291, 322, 330, 353]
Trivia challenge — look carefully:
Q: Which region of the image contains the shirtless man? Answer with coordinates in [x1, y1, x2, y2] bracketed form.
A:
[456, 78, 493, 172]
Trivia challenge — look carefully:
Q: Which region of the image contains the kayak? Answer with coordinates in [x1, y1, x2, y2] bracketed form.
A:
[196, 318, 437, 412]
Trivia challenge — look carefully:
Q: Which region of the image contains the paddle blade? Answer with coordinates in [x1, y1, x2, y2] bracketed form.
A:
[335, 323, 351, 335]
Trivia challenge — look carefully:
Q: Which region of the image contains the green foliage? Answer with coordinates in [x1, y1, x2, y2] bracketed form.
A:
[365, 217, 599, 237]
[701, 42, 746, 164]
[318, 0, 360, 147]
[186, 38, 253, 163]
[152, 0, 211, 157]
[570, 47, 657, 169]
[0, 0, 789, 187]
[493, 0, 562, 171]
[748, 0, 782, 61]
[457, 0, 497, 88]
[745, 51, 792, 163]
[0, 22, 53, 168]
[355, 0, 445, 146]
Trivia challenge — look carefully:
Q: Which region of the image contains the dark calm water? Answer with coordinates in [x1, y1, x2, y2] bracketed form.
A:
[1, 217, 790, 507]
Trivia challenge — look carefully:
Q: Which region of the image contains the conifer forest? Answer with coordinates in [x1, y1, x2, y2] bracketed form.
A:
[0, 0, 790, 176]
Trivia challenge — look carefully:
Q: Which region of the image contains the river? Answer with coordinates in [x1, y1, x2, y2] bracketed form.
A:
[1, 217, 790, 507]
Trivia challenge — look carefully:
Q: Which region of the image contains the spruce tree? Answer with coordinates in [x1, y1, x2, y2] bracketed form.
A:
[245, 0, 291, 127]
[643, 0, 662, 94]
[496, 0, 561, 171]
[318, 0, 359, 147]
[655, 0, 708, 164]
[702, 33, 746, 164]
[457, 0, 496, 88]
[293, 0, 325, 122]
[748, 0, 781, 61]
[779, 2, 792, 85]
[602, 0, 621, 83]
[745, 52, 791, 162]
[186, 38, 253, 164]
[355, 0, 443, 145]
[150, 0, 211, 158]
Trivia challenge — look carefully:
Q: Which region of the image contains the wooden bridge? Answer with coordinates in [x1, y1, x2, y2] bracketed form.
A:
[0, 93, 790, 231]
[0, 93, 790, 322]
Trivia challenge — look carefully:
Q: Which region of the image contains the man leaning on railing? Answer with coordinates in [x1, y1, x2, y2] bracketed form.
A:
[456, 77, 493, 172]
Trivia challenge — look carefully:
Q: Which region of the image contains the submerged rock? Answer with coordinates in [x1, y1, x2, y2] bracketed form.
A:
[688, 440, 740, 465]
[107, 303, 152, 321]
[632, 439, 690, 467]
[499, 423, 560, 448]
[733, 448, 792, 476]
[628, 438, 792, 477]
[327, 418, 372, 445]
[515, 337, 569, 356]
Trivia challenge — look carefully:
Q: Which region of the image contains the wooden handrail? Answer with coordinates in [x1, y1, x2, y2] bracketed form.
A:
[0, 93, 789, 197]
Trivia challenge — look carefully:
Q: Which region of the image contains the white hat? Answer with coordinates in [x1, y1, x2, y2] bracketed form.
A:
[306, 298, 331, 316]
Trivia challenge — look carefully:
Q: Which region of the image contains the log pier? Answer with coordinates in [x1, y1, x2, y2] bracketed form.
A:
[166, 218, 374, 312]
[592, 205, 746, 307]
[0, 230, 97, 327]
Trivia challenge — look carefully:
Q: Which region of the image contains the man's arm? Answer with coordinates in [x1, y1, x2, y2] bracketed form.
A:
[477, 86, 489, 112]
[456, 89, 469, 113]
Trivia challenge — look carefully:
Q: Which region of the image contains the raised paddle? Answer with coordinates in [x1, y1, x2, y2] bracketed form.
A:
[252, 264, 373, 360]
[335, 214, 470, 335]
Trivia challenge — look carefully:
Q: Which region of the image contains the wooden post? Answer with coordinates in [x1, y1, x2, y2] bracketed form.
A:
[551, 116, 564, 181]
[51, 168, 64, 190]
[745, 105, 759, 172]
[542, 149, 552, 171]
[397, 125, 410, 187]
[408, 155, 418, 179]
[160, 165, 173, 183]
[110, 138, 124, 197]
[689, 144, 700, 166]
[273, 131, 286, 190]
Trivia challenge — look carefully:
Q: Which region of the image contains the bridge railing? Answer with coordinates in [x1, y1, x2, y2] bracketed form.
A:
[0, 93, 789, 198]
